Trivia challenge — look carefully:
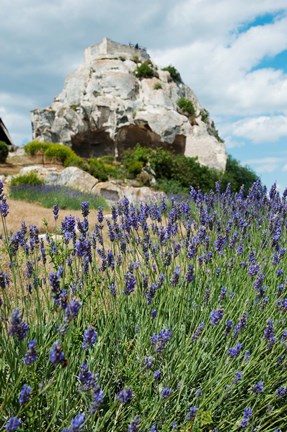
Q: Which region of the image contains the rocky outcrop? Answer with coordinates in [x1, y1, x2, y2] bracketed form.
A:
[13, 165, 164, 203]
[31, 38, 227, 170]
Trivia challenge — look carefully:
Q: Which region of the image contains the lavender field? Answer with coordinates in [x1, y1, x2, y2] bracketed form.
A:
[1, 180, 287, 431]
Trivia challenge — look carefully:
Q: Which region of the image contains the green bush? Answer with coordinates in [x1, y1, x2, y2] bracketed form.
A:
[0, 141, 9, 163]
[220, 155, 259, 194]
[200, 109, 209, 123]
[156, 178, 187, 195]
[88, 159, 109, 181]
[153, 82, 162, 90]
[162, 65, 182, 83]
[11, 171, 44, 186]
[135, 62, 155, 79]
[99, 155, 115, 164]
[127, 160, 144, 178]
[24, 141, 50, 155]
[44, 144, 75, 164]
[63, 155, 89, 170]
[177, 97, 196, 116]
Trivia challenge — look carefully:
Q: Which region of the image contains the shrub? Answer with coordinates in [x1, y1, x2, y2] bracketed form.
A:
[0, 140, 9, 163]
[88, 158, 109, 181]
[10, 171, 44, 186]
[153, 82, 162, 90]
[162, 65, 182, 83]
[200, 109, 209, 123]
[177, 97, 196, 116]
[24, 141, 50, 155]
[135, 62, 155, 79]
[220, 155, 259, 194]
[44, 144, 75, 164]
[63, 155, 88, 170]
[127, 160, 144, 178]
[156, 178, 187, 195]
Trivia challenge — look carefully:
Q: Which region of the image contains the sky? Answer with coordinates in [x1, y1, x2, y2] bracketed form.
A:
[1, 0, 287, 190]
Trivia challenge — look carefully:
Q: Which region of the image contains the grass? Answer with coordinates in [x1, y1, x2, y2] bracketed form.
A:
[9, 184, 109, 211]
[1, 180, 287, 431]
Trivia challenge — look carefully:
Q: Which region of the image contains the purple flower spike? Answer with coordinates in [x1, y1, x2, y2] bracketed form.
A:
[50, 340, 65, 365]
[5, 417, 21, 431]
[118, 387, 133, 403]
[8, 308, 28, 341]
[82, 327, 97, 349]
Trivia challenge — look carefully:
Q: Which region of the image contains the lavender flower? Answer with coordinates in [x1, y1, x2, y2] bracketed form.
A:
[50, 340, 65, 365]
[19, 384, 32, 405]
[123, 272, 137, 295]
[8, 308, 28, 341]
[90, 387, 104, 413]
[150, 328, 172, 353]
[154, 370, 161, 380]
[5, 417, 21, 431]
[78, 363, 96, 391]
[252, 381, 264, 394]
[276, 386, 287, 397]
[80, 201, 90, 217]
[161, 387, 172, 399]
[151, 309, 157, 319]
[186, 406, 198, 421]
[144, 356, 155, 369]
[23, 339, 37, 364]
[128, 415, 140, 432]
[228, 342, 244, 357]
[240, 407, 252, 428]
[210, 308, 224, 325]
[118, 387, 133, 403]
[62, 413, 85, 432]
[82, 327, 97, 349]
[53, 204, 59, 220]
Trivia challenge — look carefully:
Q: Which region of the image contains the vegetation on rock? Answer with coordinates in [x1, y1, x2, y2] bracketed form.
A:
[176, 97, 196, 116]
[162, 65, 182, 83]
[135, 62, 155, 79]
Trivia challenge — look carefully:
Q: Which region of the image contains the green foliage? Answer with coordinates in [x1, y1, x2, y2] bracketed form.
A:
[162, 65, 182, 83]
[200, 109, 209, 124]
[156, 178, 187, 195]
[9, 184, 108, 210]
[127, 160, 144, 178]
[221, 154, 259, 194]
[88, 158, 109, 181]
[177, 97, 196, 116]
[121, 144, 258, 195]
[10, 171, 44, 186]
[153, 82, 162, 90]
[44, 144, 76, 164]
[24, 141, 79, 165]
[63, 155, 89, 171]
[99, 155, 115, 164]
[0, 140, 9, 163]
[24, 140, 50, 155]
[135, 62, 155, 79]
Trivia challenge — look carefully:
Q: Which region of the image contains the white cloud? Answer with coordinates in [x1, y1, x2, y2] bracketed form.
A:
[244, 157, 282, 173]
[232, 115, 287, 142]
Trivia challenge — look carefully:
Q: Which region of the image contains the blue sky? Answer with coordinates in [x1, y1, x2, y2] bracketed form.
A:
[0, 0, 287, 190]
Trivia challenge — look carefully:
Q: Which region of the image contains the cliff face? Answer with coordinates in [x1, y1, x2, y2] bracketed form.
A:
[31, 38, 227, 170]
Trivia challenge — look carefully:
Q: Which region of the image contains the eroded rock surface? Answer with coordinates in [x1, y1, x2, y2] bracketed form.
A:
[31, 38, 226, 170]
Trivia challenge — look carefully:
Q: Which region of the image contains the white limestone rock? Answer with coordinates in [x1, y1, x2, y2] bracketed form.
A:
[31, 38, 227, 170]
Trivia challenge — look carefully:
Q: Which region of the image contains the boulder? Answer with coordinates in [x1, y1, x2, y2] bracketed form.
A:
[92, 180, 165, 203]
[31, 38, 227, 171]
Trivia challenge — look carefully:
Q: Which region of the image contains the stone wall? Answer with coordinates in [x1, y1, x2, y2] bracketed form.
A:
[84, 37, 150, 65]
